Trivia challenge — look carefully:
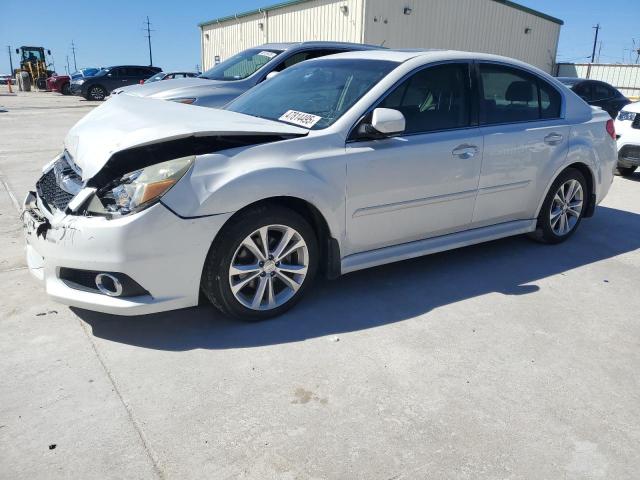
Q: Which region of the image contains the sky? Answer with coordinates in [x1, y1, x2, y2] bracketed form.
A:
[1, 0, 638, 75]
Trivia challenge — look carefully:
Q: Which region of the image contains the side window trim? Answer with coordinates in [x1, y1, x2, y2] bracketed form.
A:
[347, 60, 477, 143]
[476, 61, 564, 126]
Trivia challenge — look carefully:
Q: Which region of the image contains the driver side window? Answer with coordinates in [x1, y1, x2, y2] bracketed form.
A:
[379, 63, 472, 134]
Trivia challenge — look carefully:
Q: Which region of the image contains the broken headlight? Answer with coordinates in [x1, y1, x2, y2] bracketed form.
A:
[93, 156, 194, 215]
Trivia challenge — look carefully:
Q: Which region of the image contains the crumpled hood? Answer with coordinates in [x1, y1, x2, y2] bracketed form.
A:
[64, 93, 308, 181]
[116, 77, 229, 99]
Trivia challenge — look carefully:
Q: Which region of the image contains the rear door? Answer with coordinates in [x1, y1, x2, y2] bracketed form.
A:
[473, 63, 567, 226]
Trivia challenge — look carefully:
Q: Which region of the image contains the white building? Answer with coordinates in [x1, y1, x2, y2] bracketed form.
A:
[199, 0, 563, 73]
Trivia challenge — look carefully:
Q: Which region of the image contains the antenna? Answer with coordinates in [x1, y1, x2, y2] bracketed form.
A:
[70, 40, 77, 71]
[144, 16, 154, 66]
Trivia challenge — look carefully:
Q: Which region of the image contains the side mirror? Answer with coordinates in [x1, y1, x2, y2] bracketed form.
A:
[371, 108, 405, 135]
[265, 71, 279, 80]
[47, 50, 51, 55]
[15, 48, 19, 54]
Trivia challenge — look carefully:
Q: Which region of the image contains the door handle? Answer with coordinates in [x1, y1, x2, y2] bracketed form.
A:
[452, 144, 478, 159]
[544, 133, 564, 145]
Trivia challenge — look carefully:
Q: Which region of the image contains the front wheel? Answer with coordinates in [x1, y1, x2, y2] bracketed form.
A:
[529, 168, 587, 244]
[86, 85, 107, 101]
[201, 205, 318, 320]
[615, 165, 637, 177]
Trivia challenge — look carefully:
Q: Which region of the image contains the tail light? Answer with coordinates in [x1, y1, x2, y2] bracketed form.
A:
[606, 119, 616, 140]
[139, 80, 144, 84]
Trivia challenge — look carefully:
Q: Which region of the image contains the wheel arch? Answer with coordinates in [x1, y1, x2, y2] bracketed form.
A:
[214, 196, 341, 279]
[535, 161, 596, 218]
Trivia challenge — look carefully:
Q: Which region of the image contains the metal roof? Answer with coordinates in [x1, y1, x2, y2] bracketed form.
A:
[198, 0, 563, 28]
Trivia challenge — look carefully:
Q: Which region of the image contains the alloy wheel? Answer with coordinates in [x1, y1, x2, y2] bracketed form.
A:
[550, 179, 583, 236]
[90, 87, 105, 100]
[228, 225, 309, 311]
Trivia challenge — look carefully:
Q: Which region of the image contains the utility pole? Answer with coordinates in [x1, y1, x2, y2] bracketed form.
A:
[591, 23, 600, 63]
[66, 55, 70, 75]
[7, 45, 14, 73]
[144, 16, 153, 66]
[70, 40, 77, 71]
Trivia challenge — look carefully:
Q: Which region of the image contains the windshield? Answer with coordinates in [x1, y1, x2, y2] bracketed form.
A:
[199, 48, 282, 81]
[94, 68, 110, 77]
[145, 73, 165, 83]
[226, 59, 398, 129]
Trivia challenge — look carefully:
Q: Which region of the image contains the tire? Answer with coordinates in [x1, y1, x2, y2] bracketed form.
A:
[201, 204, 319, 320]
[615, 165, 637, 177]
[86, 85, 107, 101]
[529, 168, 588, 244]
[61, 82, 70, 95]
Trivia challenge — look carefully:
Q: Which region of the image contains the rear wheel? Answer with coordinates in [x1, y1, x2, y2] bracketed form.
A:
[86, 85, 107, 101]
[201, 205, 318, 320]
[615, 165, 637, 177]
[529, 168, 587, 244]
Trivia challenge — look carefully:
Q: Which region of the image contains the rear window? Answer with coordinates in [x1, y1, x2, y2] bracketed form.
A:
[479, 64, 561, 124]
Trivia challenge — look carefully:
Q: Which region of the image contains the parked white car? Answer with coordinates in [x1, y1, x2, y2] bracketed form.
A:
[614, 101, 640, 177]
[23, 50, 617, 320]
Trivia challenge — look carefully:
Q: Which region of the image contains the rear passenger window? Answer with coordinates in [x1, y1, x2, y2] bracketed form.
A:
[379, 63, 471, 134]
[479, 64, 561, 124]
[592, 84, 613, 101]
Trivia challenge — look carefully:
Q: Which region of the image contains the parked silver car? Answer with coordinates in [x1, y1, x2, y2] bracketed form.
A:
[23, 50, 617, 320]
[111, 41, 382, 107]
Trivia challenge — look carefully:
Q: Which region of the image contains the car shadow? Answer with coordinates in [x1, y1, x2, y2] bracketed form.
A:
[74, 206, 640, 351]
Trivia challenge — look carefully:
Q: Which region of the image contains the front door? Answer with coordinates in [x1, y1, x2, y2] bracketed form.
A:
[345, 62, 482, 255]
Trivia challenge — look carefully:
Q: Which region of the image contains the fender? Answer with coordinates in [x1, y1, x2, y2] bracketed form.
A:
[162, 156, 345, 244]
[534, 135, 598, 218]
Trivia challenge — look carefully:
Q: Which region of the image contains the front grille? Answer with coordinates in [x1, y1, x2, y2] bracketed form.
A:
[35, 154, 82, 212]
[632, 115, 640, 129]
[36, 169, 75, 211]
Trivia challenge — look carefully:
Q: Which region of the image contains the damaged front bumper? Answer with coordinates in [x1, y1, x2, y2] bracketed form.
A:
[22, 191, 232, 315]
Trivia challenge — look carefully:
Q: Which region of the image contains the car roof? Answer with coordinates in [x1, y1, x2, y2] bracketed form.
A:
[313, 49, 543, 67]
[106, 65, 159, 69]
[260, 41, 383, 51]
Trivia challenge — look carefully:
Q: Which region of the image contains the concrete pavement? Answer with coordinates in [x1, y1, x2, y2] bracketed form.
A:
[1, 90, 639, 479]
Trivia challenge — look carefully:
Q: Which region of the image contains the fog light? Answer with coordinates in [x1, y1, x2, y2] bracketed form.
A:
[95, 273, 123, 297]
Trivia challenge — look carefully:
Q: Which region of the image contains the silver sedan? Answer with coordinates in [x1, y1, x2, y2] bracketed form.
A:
[23, 50, 616, 320]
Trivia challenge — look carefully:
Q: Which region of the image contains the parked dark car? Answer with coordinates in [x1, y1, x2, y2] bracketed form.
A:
[144, 71, 200, 83]
[557, 77, 630, 118]
[70, 65, 161, 100]
[46, 68, 100, 95]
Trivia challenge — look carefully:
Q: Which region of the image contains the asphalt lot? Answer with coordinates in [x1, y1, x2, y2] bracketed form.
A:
[1, 88, 640, 480]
